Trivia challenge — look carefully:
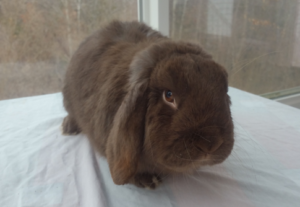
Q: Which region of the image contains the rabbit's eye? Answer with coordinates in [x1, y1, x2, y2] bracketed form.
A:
[163, 90, 177, 109]
[165, 90, 174, 102]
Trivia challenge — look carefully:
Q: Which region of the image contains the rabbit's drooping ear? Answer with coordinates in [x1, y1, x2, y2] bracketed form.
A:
[106, 48, 155, 185]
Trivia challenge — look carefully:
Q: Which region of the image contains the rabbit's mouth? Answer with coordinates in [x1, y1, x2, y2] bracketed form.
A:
[158, 138, 233, 173]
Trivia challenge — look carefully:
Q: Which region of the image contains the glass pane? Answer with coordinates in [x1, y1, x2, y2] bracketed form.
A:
[0, 0, 137, 100]
[170, 0, 300, 95]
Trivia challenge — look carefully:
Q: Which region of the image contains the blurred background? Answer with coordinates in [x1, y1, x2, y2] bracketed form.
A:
[0, 0, 300, 101]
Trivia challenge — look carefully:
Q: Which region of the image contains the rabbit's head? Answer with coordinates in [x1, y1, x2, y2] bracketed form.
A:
[106, 41, 234, 185]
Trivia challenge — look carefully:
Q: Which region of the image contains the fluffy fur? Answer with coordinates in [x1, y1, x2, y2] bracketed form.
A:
[62, 20, 234, 189]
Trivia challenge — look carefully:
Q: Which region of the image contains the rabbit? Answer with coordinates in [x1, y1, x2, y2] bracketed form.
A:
[61, 20, 234, 189]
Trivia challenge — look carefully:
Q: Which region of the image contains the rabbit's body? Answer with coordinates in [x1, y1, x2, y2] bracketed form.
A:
[63, 21, 164, 156]
[62, 21, 234, 189]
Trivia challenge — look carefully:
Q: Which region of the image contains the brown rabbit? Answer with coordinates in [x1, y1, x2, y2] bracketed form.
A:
[62, 20, 234, 189]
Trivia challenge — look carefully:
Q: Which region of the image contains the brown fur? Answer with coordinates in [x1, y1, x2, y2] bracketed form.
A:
[62, 20, 234, 189]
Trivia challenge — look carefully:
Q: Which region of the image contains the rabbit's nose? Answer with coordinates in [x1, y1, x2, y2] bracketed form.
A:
[196, 138, 224, 153]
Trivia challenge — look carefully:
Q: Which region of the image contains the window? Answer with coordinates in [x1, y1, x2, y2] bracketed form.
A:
[0, 0, 137, 100]
[2, 0, 300, 101]
[170, 0, 300, 96]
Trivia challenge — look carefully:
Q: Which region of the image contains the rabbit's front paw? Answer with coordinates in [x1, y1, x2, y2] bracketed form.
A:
[131, 173, 162, 189]
[61, 115, 81, 135]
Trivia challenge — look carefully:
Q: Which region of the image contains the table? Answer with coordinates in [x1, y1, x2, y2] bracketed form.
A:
[1, 87, 300, 207]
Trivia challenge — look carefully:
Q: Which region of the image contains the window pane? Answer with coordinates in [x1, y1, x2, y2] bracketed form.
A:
[0, 0, 137, 100]
[170, 0, 300, 95]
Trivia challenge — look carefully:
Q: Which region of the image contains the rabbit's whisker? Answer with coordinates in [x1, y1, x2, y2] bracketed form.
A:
[173, 152, 195, 161]
[192, 142, 211, 154]
[198, 125, 226, 130]
[184, 139, 198, 170]
[192, 133, 211, 142]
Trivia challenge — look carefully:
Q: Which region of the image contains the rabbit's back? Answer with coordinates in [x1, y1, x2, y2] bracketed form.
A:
[62, 21, 165, 154]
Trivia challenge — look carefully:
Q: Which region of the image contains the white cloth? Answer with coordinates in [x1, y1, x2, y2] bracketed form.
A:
[1, 87, 300, 207]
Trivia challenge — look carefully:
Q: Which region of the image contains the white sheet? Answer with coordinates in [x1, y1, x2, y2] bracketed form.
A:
[1, 87, 300, 207]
